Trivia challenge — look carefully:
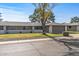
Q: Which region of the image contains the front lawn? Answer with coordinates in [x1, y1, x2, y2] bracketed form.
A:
[66, 31, 79, 34]
[0, 33, 63, 39]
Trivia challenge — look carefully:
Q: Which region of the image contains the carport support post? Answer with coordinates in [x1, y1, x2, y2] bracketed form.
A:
[3, 26, 7, 33]
[77, 25, 79, 31]
[49, 25, 52, 33]
[65, 25, 67, 31]
[32, 26, 34, 33]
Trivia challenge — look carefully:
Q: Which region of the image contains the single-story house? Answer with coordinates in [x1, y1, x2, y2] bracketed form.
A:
[0, 21, 79, 34]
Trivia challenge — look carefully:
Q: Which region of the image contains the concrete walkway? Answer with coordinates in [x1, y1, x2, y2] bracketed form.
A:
[70, 34, 79, 38]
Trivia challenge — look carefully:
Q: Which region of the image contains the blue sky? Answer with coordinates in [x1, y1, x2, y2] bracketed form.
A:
[0, 3, 79, 23]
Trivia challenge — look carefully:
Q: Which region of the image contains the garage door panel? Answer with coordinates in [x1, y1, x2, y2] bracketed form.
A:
[52, 26, 65, 33]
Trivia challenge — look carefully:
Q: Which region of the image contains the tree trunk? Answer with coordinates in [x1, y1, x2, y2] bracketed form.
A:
[42, 3, 46, 35]
[42, 22, 46, 35]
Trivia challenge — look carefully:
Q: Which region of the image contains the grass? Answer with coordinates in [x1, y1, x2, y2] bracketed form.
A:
[0, 33, 63, 39]
[66, 31, 79, 34]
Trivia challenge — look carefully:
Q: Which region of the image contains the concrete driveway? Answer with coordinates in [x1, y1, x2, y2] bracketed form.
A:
[70, 34, 79, 38]
[0, 38, 78, 56]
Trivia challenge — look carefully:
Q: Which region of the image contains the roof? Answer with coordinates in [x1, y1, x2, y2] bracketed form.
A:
[0, 21, 42, 26]
[46, 23, 79, 26]
[0, 21, 79, 26]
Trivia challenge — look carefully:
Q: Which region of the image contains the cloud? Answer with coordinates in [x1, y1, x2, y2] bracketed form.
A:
[0, 7, 30, 22]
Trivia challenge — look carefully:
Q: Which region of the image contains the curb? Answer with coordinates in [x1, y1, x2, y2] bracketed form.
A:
[0, 38, 51, 45]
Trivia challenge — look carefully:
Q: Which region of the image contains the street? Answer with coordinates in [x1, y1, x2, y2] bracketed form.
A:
[0, 38, 78, 56]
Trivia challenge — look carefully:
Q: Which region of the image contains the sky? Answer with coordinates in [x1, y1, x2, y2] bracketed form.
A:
[0, 3, 79, 23]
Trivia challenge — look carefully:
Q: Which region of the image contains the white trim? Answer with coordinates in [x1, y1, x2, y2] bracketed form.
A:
[65, 25, 67, 31]
[77, 25, 79, 31]
[49, 25, 52, 33]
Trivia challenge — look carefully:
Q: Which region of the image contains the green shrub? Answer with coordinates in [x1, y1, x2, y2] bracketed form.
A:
[63, 31, 69, 36]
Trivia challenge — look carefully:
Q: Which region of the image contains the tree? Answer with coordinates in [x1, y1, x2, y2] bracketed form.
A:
[29, 3, 56, 34]
[70, 16, 79, 23]
[47, 11, 55, 23]
[29, 9, 55, 23]
[29, 9, 41, 23]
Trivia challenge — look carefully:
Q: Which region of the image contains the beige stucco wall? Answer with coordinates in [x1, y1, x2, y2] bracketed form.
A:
[0, 30, 6, 34]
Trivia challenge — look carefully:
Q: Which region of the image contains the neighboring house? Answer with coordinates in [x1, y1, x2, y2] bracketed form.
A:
[0, 21, 78, 34]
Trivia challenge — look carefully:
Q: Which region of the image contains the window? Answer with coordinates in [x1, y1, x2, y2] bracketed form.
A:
[34, 26, 42, 30]
[23, 27, 25, 30]
[24, 26, 32, 30]
[0, 26, 3, 30]
[6, 26, 24, 30]
[6, 26, 32, 30]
